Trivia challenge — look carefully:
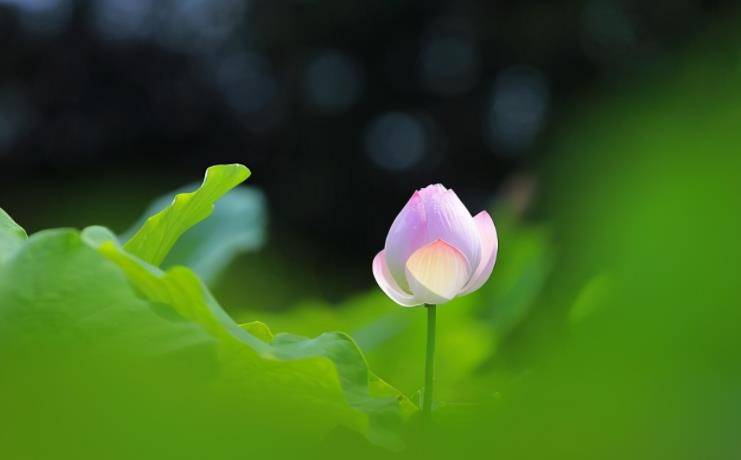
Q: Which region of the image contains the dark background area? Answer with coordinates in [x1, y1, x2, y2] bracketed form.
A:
[0, 0, 734, 296]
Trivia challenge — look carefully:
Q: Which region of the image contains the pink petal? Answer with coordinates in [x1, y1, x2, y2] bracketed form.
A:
[405, 240, 472, 305]
[372, 250, 421, 307]
[460, 211, 498, 295]
[384, 192, 428, 291]
[418, 185, 481, 272]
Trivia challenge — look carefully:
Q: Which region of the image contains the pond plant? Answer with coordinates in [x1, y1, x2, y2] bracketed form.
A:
[372, 184, 498, 415]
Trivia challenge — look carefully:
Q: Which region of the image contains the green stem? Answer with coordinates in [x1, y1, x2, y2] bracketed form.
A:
[423, 303, 436, 416]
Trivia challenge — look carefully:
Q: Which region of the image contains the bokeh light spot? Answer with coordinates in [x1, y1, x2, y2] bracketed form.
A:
[365, 112, 427, 171]
[485, 66, 549, 154]
[305, 50, 364, 114]
[91, 0, 246, 51]
[420, 35, 480, 96]
[90, 0, 154, 41]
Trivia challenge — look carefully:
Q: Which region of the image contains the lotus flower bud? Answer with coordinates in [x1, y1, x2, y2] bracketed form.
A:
[373, 184, 498, 306]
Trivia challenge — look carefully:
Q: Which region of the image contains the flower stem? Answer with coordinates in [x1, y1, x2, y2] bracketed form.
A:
[423, 303, 436, 417]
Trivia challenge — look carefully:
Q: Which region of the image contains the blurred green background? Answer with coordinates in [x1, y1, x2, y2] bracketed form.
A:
[1, 1, 740, 459]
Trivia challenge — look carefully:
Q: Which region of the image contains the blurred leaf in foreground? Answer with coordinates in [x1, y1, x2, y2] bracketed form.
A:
[411, 24, 741, 460]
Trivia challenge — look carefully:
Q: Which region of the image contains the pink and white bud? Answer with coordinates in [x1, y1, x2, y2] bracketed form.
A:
[373, 184, 498, 306]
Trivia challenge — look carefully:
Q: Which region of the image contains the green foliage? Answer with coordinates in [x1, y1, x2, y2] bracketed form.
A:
[4, 26, 741, 459]
[0, 207, 27, 264]
[124, 164, 250, 266]
[0, 164, 414, 456]
[96, 228, 414, 448]
[234, 209, 555, 403]
[409, 25, 741, 460]
[0, 229, 215, 359]
[123, 182, 267, 285]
